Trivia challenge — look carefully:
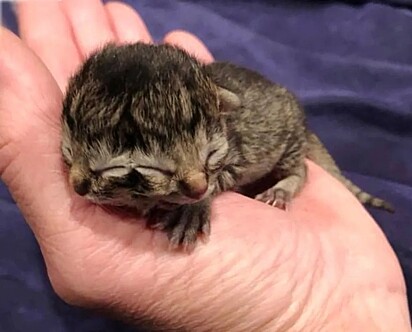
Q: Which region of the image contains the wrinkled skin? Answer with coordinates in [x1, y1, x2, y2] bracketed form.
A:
[0, 1, 410, 331]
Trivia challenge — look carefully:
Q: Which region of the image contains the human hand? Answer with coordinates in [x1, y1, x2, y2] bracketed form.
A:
[0, 1, 410, 330]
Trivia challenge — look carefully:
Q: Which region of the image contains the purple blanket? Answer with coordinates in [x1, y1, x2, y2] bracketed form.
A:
[1, 1, 411, 331]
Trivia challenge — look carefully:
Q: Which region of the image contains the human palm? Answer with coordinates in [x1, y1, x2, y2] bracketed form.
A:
[0, 1, 409, 330]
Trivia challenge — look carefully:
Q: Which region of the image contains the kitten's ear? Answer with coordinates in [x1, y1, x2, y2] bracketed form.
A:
[217, 87, 241, 112]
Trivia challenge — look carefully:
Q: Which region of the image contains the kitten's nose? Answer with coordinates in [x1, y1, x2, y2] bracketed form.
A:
[180, 172, 208, 199]
[73, 179, 91, 196]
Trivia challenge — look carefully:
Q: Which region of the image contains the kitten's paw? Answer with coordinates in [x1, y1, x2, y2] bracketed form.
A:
[146, 210, 170, 231]
[147, 202, 211, 252]
[255, 188, 290, 211]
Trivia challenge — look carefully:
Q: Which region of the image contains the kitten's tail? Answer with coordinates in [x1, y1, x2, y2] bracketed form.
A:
[305, 130, 394, 213]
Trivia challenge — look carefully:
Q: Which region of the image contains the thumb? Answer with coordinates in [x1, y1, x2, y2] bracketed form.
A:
[0, 27, 73, 239]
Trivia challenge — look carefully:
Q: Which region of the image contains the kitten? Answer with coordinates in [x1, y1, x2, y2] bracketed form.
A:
[61, 42, 393, 251]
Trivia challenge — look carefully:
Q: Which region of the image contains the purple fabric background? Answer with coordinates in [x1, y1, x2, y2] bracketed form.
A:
[1, 1, 411, 331]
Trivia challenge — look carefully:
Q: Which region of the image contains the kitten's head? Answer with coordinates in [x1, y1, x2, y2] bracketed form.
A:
[61, 43, 239, 207]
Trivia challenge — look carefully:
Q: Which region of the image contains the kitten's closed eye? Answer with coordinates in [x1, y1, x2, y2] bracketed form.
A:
[206, 148, 228, 171]
[61, 144, 73, 166]
[97, 166, 130, 178]
[206, 149, 218, 163]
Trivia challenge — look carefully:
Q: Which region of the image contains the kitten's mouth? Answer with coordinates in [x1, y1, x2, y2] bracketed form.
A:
[160, 196, 199, 205]
[81, 192, 118, 205]
[162, 184, 215, 205]
[84, 194, 110, 205]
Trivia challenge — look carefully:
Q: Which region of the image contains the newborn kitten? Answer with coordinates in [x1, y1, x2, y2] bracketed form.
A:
[61, 42, 394, 251]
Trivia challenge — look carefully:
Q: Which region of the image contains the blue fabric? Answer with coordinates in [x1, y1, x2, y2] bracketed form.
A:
[1, 1, 411, 330]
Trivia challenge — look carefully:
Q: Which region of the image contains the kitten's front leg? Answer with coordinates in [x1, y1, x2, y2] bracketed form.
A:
[147, 199, 211, 252]
[146, 165, 241, 252]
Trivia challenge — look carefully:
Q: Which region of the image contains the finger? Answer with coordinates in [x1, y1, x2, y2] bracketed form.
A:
[0, 28, 103, 272]
[163, 30, 214, 63]
[61, 0, 115, 59]
[0, 26, 67, 224]
[15, 1, 81, 92]
[105, 1, 152, 44]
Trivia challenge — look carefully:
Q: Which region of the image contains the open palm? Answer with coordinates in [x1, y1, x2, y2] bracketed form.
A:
[0, 1, 409, 330]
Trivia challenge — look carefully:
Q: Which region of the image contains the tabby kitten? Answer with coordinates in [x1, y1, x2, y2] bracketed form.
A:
[61, 42, 393, 251]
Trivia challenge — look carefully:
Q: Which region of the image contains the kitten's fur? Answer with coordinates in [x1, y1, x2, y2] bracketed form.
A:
[61, 42, 393, 251]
